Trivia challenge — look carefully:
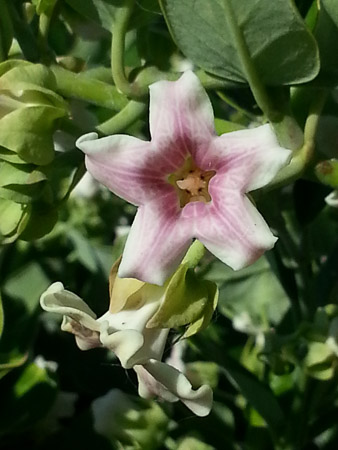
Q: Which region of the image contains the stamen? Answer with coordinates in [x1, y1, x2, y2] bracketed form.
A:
[175, 166, 215, 207]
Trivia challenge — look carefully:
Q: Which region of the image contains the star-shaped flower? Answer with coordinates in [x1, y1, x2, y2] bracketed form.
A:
[77, 71, 291, 285]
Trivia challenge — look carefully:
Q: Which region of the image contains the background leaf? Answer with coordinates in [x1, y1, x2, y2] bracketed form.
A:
[0, 292, 3, 339]
[160, 0, 319, 85]
[313, 0, 338, 84]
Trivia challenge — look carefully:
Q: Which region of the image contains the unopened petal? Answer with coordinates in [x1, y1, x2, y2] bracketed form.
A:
[149, 71, 215, 148]
[118, 196, 192, 285]
[76, 132, 169, 206]
[137, 360, 213, 417]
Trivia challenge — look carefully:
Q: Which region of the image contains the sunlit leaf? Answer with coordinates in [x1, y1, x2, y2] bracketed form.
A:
[160, 0, 319, 85]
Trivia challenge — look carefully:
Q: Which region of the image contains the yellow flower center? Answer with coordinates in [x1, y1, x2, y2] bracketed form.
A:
[169, 158, 215, 208]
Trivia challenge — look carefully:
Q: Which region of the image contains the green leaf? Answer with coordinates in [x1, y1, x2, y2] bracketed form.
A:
[0, 198, 25, 236]
[67, 228, 102, 273]
[0, 60, 31, 78]
[160, 0, 319, 85]
[214, 118, 245, 135]
[19, 203, 58, 241]
[304, 342, 334, 380]
[183, 281, 218, 338]
[0, 147, 28, 165]
[41, 149, 83, 203]
[65, 0, 117, 31]
[0, 161, 47, 187]
[0, 63, 55, 88]
[0, 362, 57, 433]
[0, 184, 46, 204]
[314, 0, 338, 84]
[66, 0, 162, 32]
[3, 261, 50, 311]
[0, 64, 67, 112]
[221, 360, 285, 433]
[0, 292, 3, 339]
[32, 0, 57, 15]
[207, 256, 290, 332]
[177, 437, 214, 450]
[0, 161, 48, 204]
[147, 264, 217, 333]
[0, 352, 28, 380]
[0, 1, 13, 60]
[0, 106, 66, 165]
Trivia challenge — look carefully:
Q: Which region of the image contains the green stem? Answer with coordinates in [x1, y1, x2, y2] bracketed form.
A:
[51, 65, 127, 110]
[216, 90, 258, 121]
[37, 12, 55, 64]
[96, 100, 147, 135]
[266, 90, 328, 190]
[221, 0, 280, 123]
[6, 0, 40, 62]
[182, 240, 205, 269]
[111, 0, 143, 99]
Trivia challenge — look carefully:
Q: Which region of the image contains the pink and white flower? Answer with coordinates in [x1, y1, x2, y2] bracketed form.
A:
[77, 71, 291, 285]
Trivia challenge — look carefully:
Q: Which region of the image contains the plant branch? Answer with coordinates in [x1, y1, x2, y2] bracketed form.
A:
[96, 100, 147, 135]
[266, 89, 328, 190]
[51, 65, 128, 111]
[111, 0, 144, 99]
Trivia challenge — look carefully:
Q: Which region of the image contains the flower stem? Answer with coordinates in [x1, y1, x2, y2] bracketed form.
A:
[37, 11, 55, 64]
[266, 89, 328, 190]
[51, 65, 127, 110]
[182, 240, 205, 269]
[111, 0, 144, 99]
[221, 0, 280, 123]
[96, 100, 147, 135]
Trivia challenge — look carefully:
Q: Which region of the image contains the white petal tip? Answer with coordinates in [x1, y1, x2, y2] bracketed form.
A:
[185, 385, 213, 417]
[76, 132, 99, 152]
[325, 190, 338, 207]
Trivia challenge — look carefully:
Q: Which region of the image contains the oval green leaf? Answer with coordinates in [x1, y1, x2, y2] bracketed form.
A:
[160, 0, 319, 85]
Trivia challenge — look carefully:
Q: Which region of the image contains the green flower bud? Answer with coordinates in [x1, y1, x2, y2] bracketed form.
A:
[0, 61, 67, 165]
[315, 159, 338, 188]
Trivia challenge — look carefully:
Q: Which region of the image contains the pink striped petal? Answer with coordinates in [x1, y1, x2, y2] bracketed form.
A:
[76, 132, 171, 206]
[118, 194, 192, 285]
[184, 192, 277, 270]
[149, 71, 215, 151]
[195, 124, 291, 192]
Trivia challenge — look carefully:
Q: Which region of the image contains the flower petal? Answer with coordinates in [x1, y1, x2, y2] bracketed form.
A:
[40, 282, 102, 350]
[76, 132, 170, 206]
[61, 316, 101, 350]
[118, 196, 192, 285]
[196, 124, 291, 192]
[99, 325, 145, 369]
[188, 194, 277, 270]
[40, 282, 100, 330]
[136, 360, 213, 417]
[325, 190, 338, 207]
[149, 71, 215, 147]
